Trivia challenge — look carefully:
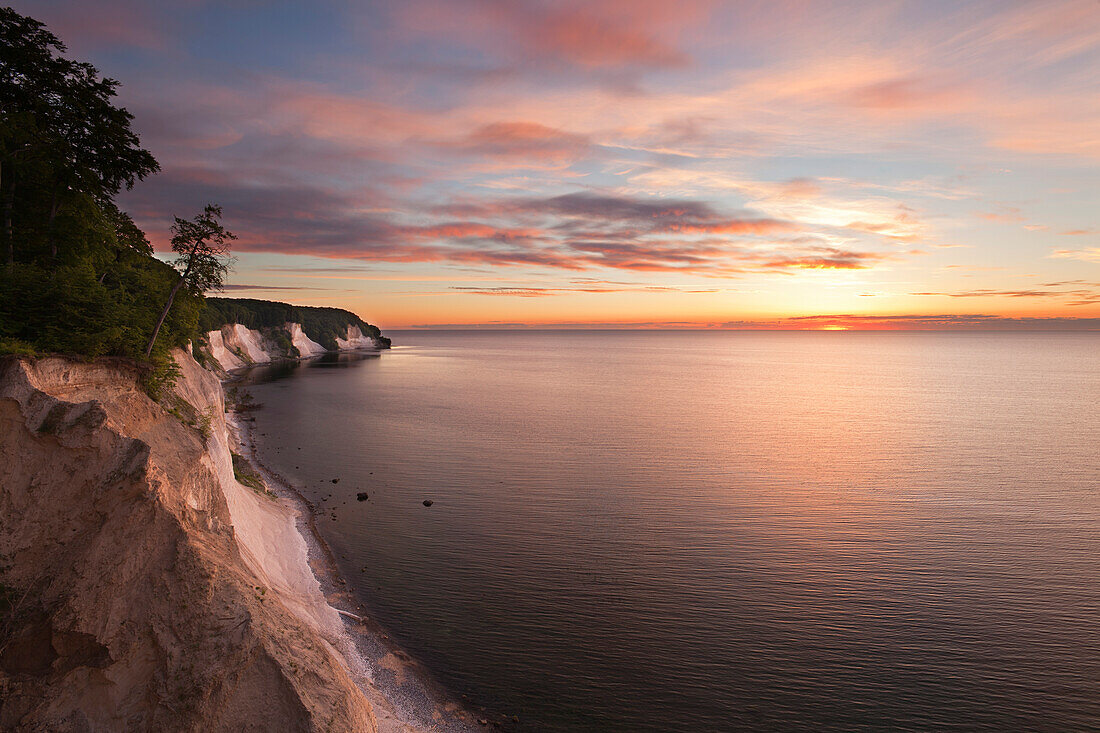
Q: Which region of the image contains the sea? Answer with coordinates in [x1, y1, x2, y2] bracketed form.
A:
[241, 330, 1100, 732]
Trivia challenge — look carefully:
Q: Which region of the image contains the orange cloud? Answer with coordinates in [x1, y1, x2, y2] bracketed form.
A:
[1051, 247, 1100, 264]
[659, 219, 798, 235]
[779, 315, 1100, 331]
[974, 208, 1025, 223]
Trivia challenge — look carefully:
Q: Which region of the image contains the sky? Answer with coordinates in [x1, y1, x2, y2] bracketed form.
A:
[17, 0, 1100, 329]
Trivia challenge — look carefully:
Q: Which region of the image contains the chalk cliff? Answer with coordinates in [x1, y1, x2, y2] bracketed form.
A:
[287, 323, 327, 358]
[0, 352, 378, 731]
[334, 326, 378, 351]
[200, 322, 384, 374]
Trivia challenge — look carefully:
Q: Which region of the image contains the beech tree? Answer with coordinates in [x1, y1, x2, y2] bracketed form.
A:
[145, 205, 235, 357]
[0, 8, 198, 361]
[0, 7, 158, 264]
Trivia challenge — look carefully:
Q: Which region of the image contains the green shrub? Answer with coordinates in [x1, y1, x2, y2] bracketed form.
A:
[231, 452, 275, 499]
[0, 255, 202, 362]
[0, 338, 37, 357]
[196, 408, 214, 440]
[142, 358, 182, 401]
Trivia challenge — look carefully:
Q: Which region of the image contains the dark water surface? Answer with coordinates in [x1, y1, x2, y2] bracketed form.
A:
[243, 331, 1100, 731]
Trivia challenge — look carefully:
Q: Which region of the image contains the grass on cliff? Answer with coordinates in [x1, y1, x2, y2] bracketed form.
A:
[232, 452, 276, 500]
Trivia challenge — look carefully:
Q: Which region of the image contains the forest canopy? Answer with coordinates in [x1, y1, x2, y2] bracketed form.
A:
[0, 6, 193, 359]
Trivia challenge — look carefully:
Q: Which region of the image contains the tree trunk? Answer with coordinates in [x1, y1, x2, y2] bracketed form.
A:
[145, 239, 202, 358]
[145, 276, 185, 358]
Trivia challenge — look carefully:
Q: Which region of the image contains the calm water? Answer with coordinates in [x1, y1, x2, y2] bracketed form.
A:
[244, 331, 1100, 731]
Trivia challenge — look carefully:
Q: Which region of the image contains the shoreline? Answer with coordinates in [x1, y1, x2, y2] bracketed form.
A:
[227, 374, 486, 732]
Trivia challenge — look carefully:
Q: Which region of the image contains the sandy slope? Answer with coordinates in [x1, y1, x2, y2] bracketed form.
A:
[0, 352, 378, 731]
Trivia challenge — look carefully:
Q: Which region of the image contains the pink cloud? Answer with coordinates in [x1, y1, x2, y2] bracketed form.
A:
[437, 122, 591, 168]
[524, 5, 689, 70]
[24, 0, 170, 52]
[271, 87, 443, 144]
[390, 0, 709, 73]
[404, 222, 545, 243]
[845, 75, 970, 112]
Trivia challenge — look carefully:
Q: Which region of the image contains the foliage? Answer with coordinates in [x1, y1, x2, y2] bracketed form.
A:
[144, 204, 235, 356]
[0, 336, 35, 356]
[0, 7, 201, 362]
[0, 7, 158, 265]
[190, 338, 207, 366]
[168, 205, 235, 294]
[141, 356, 181, 401]
[196, 407, 214, 440]
[273, 330, 298, 358]
[231, 452, 274, 498]
[200, 297, 390, 350]
[0, 9, 387, 368]
[225, 385, 260, 412]
[0, 252, 203, 360]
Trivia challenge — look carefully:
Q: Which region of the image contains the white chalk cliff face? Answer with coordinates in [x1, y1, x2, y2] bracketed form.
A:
[202, 323, 381, 373]
[335, 325, 376, 350]
[287, 323, 326, 357]
[0, 353, 378, 731]
[204, 327, 246, 371]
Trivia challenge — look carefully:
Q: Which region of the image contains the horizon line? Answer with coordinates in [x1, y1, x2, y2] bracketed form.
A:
[389, 325, 1100, 332]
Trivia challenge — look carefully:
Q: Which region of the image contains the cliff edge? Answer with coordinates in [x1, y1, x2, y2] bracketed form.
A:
[0, 352, 377, 731]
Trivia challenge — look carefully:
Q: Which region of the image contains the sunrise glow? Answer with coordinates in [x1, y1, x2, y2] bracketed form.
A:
[25, 0, 1100, 330]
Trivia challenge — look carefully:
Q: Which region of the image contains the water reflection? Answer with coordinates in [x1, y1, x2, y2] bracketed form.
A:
[243, 332, 1100, 732]
[238, 350, 381, 385]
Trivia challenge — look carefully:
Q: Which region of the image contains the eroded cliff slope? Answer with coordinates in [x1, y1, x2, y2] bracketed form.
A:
[0, 353, 377, 731]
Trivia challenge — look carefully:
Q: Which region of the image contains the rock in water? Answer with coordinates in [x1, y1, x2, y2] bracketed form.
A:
[422, 499, 434, 507]
[356, 492, 368, 501]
